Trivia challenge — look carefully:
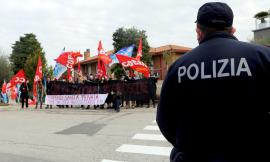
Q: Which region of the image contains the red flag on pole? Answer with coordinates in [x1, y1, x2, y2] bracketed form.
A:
[97, 59, 107, 79]
[55, 51, 82, 70]
[77, 60, 81, 73]
[8, 69, 26, 88]
[116, 54, 150, 78]
[55, 52, 74, 69]
[67, 68, 72, 81]
[135, 38, 142, 60]
[98, 41, 112, 65]
[33, 55, 42, 97]
[1, 80, 7, 93]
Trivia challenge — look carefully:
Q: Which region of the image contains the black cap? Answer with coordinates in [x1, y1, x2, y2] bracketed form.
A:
[196, 2, 234, 28]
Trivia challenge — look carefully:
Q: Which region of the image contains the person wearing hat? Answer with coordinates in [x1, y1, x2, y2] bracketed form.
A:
[157, 2, 270, 162]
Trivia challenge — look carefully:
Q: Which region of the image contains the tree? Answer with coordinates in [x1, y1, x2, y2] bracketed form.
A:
[251, 37, 270, 46]
[254, 11, 269, 23]
[44, 65, 54, 79]
[111, 27, 151, 78]
[9, 33, 46, 86]
[0, 51, 13, 85]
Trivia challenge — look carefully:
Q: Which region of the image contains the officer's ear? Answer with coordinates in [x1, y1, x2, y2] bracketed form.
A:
[230, 27, 236, 35]
[196, 25, 204, 43]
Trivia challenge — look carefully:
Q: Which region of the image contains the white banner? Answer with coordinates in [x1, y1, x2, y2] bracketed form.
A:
[45, 94, 108, 105]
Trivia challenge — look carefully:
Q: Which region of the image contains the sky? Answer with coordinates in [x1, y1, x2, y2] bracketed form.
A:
[0, 0, 269, 66]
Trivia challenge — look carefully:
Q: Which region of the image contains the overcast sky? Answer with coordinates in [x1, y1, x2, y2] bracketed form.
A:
[0, 0, 269, 66]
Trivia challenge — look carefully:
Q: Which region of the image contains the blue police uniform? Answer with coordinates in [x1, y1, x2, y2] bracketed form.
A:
[157, 31, 270, 162]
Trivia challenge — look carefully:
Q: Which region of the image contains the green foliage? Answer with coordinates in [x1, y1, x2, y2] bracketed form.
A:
[0, 53, 13, 85]
[254, 11, 269, 23]
[111, 27, 151, 78]
[9, 33, 47, 87]
[254, 11, 269, 19]
[44, 65, 54, 79]
[110, 64, 125, 80]
[162, 51, 175, 71]
[252, 37, 270, 46]
[9, 33, 46, 75]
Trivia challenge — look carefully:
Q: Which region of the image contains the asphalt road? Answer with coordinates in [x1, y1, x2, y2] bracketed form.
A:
[0, 105, 172, 162]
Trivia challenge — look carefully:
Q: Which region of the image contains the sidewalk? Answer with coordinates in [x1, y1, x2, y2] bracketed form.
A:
[0, 103, 35, 111]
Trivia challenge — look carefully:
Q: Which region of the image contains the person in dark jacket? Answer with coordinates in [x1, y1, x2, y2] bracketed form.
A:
[45, 77, 52, 109]
[20, 79, 29, 109]
[157, 2, 270, 162]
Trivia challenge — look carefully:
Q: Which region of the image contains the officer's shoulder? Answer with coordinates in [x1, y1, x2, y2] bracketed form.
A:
[238, 41, 270, 52]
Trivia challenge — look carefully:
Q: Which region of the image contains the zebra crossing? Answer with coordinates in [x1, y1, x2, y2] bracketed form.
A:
[101, 120, 172, 162]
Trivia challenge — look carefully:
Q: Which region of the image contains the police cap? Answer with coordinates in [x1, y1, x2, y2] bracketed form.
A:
[196, 2, 234, 28]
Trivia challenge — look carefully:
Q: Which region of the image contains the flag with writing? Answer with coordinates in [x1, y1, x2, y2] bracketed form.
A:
[116, 54, 150, 78]
[33, 55, 42, 97]
[8, 69, 26, 88]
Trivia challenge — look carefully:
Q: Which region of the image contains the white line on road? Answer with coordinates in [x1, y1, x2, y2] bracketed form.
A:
[116, 144, 172, 156]
[143, 125, 159, 131]
[132, 133, 166, 141]
[152, 120, 156, 124]
[101, 160, 124, 162]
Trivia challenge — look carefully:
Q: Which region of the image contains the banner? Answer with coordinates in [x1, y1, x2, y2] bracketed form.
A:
[46, 79, 156, 102]
[45, 94, 108, 105]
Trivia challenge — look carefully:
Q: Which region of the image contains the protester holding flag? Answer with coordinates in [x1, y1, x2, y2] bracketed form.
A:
[20, 79, 29, 109]
[35, 79, 44, 109]
[1, 80, 9, 104]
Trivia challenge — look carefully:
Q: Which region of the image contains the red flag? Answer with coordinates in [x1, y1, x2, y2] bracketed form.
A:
[98, 41, 112, 65]
[34, 55, 43, 83]
[55, 52, 74, 69]
[33, 55, 42, 97]
[55, 51, 82, 69]
[77, 61, 81, 73]
[9, 69, 26, 87]
[71, 51, 83, 59]
[116, 54, 150, 78]
[135, 38, 142, 60]
[1, 80, 7, 93]
[97, 60, 107, 79]
[128, 69, 136, 78]
[67, 68, 72, 81]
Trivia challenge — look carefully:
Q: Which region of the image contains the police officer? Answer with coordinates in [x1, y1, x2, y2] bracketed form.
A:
[157, 2, 270, 162]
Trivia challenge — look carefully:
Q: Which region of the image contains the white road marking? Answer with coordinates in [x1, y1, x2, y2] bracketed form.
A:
[116, 144, 172, 156]
[132, 133, 166, 141]
[152, 120, 156, 124]
[101, 160, 124, 162]
[143, 125, 159, 131]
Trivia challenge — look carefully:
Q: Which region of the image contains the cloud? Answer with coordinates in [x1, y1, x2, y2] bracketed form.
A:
[0, 0, 269, 66]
